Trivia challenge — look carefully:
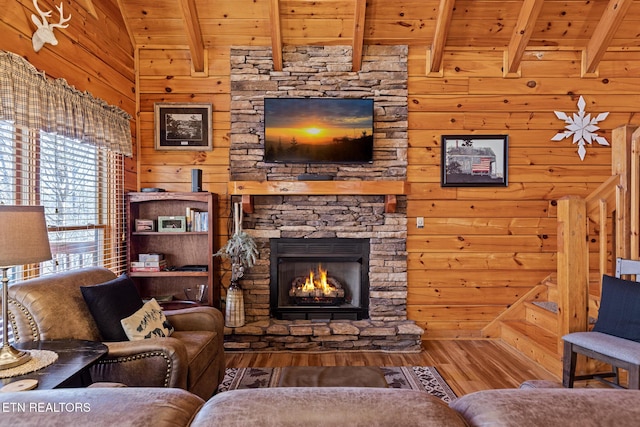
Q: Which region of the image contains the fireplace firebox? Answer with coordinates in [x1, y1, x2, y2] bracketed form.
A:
[270, 238, 370, 320]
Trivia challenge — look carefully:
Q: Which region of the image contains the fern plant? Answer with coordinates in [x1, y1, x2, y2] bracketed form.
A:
[214, 230, 258, 282]
[214, 202, 258, 282]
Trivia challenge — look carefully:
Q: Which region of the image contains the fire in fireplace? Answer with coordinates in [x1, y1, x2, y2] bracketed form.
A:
[270, 238, 370, 320]
[289, 264, 346, 305]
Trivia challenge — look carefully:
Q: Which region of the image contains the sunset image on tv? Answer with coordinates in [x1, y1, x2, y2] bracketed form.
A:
[264, 98, 374, 163]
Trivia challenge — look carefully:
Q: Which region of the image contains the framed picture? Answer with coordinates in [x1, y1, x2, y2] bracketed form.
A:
[157, 216, 186, 232]
[154, 103, 212, 151]
[441, 135, 508, 187]
[134, 219, 155, 232]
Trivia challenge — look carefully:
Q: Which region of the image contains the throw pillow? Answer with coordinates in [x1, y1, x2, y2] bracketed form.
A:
[120, 298, 174, 340]
[593, 274, 640, 342]
[80, 274, 144, 342]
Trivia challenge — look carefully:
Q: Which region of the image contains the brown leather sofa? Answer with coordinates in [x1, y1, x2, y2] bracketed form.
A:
[7, 267, 225, 399]
[1, 386, 640, 427]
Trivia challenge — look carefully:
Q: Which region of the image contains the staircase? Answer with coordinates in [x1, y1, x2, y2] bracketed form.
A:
[489, 275, 604, 377]
[484, 125, 640, 379]
[483, 276, 564, 376]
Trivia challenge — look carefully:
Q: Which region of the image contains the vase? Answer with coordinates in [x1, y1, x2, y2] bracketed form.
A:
[225, 281, 245, 327]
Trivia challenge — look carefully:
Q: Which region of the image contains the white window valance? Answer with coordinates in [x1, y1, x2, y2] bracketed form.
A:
[0, 50, 132, 156]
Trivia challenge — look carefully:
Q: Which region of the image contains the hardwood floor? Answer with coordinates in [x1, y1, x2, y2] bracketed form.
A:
[224, 339, 559, 396]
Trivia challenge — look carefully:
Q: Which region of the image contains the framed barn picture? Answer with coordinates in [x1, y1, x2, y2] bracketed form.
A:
[154, 103, 213, 151]
[441, 135, 508, 187]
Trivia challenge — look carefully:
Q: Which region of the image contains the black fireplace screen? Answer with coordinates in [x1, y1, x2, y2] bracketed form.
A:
[270, 238, 370, 320]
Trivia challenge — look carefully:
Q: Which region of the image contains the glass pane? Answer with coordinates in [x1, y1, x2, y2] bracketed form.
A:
[40, 132, 99, 227]
[0, 122, 15, 205]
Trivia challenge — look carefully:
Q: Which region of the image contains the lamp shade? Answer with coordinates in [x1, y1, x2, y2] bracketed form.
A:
[0, 206, 52, 267]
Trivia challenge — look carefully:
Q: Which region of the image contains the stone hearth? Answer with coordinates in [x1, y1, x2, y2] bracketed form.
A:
[224, 45, 423, 351]
[223, 319, 424, 352]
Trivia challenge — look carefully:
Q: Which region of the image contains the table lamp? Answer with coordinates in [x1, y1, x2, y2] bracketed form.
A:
[0, 205, 52, 370]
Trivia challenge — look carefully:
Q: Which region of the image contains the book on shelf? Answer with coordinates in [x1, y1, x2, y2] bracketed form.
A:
[131, 259, 167, 272]
[185, 207, 209, 232]
[132, 261, 167, 268]
[138, 253, 165, 262]
[130, 266, 167, 272]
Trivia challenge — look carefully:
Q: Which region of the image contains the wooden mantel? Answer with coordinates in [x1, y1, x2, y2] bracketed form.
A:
[228, 181, 410, 213]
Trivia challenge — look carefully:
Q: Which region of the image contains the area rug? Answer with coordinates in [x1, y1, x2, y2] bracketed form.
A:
[217, 366, 457, 403]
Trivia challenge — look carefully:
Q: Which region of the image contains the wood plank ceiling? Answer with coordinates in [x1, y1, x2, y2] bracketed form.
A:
[116, 0, 639, 76]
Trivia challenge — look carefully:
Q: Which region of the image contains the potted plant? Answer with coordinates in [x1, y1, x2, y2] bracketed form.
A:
[214, 202, 258, 327]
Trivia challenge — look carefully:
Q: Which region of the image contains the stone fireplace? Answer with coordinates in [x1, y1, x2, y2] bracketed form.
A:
[223, 45, 423, 352]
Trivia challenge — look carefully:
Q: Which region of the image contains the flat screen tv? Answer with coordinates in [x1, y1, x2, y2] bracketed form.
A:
[264, 98, 374, 163]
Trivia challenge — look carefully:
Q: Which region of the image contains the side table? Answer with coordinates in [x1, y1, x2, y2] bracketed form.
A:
[0, 339, 108, 390]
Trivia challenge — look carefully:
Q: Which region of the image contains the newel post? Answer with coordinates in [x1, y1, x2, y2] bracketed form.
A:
[557, 196, 589, 351]
[611, 125, 637, 260]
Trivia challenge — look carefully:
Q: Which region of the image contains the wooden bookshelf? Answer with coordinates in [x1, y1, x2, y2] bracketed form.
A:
[126, 192, 219, 307]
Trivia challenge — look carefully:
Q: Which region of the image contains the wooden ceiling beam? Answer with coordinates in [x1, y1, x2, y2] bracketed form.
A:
[504, 0, 544, 78]
[270, 0, 283, 71]
[78, 0, 98, 19]
[352, 0, 367, 72]
[178, 0, 206, 74]
[427, 0, 455, 76]
[114, 0, 137, 51]
[583, 0, 633, 77]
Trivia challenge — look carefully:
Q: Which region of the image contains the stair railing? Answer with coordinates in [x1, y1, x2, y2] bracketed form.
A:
[556, 125, 639, 352]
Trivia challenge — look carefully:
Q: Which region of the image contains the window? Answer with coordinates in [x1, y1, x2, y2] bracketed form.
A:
[0, 121, 126, 283]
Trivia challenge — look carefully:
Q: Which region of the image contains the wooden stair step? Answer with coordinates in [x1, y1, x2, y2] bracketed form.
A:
[529, 300, 558, 313]
[589, 280, 601, 313]
[545, 280, 558, 304]
[525, 301, 557, 335]
[540, 277, 600, 323]
[589, 280, 601, 298]
[501, 320, 562, 377]
[502, 320, 558, 355]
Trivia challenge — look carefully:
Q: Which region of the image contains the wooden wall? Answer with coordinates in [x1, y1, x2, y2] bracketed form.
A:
[406, 47, 640, 338]
[6, 0, 640, 339]
[135, 48, 232, 258]
[1, 0, 136, 191]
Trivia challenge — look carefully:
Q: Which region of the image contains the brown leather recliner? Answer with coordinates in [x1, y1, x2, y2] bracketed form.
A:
[7, 267, 225, 399]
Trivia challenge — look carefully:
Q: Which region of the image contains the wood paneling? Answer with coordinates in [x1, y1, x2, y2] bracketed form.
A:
[402, 2, 640, 336]
[408, 252, 557, 270]
[136, 46, 232, 254]
[406, 219, 558, 236]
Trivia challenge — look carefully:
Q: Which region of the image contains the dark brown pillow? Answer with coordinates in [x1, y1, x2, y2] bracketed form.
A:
[80, 274, 144, 341]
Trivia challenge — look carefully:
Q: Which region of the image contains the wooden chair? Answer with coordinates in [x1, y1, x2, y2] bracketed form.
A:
[562, 258, 640, 389]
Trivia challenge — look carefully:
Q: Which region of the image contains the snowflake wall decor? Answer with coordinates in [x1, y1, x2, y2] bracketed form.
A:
[551, 96, 609, 161]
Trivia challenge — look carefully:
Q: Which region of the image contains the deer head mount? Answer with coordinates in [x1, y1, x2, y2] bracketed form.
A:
[31, 0, 71, 52]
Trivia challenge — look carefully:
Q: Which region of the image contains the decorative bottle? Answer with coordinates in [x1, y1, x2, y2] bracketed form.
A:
[225, 280, 245, 327]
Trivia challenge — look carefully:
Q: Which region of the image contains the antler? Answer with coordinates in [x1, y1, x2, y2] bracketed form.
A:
[31, 0, 52, 26]
[51, 3, 71, 29]
[31, 0, 71, 29]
